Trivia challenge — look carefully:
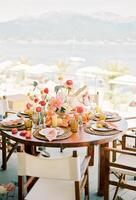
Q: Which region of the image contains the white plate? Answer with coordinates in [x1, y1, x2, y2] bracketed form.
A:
[95, 113, 114, 119]
[2, 117, 24, 128]
[39, 127, 64, 137]
[2, 123, 24, 128]
[18, 112, 29, 118]
[92, 124, 114, 132]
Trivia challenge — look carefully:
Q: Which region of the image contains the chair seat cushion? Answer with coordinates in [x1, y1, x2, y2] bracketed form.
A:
[110, 154, 136, 176]
[25, 178, 76, 200]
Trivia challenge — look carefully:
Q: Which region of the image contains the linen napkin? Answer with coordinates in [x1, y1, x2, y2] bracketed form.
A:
[105, 121, 123, 131]
[43, 128, 57, 141]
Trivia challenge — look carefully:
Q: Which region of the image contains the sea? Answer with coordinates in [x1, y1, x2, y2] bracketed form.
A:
[0, 40, 136, 112]
[0, 41, 136, 73]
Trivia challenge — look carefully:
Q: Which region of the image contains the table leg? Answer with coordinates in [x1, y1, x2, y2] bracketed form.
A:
[97, 142, 109, 196]
[1, 134, 7, 170]
[88, 145, 94, 166]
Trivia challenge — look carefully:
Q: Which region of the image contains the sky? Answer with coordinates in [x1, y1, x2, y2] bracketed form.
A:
[0, 0, 136, 22]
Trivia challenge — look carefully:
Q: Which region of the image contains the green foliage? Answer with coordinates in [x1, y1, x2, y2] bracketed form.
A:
[54, 85, 64, 94]
[105, 61, 129, 81]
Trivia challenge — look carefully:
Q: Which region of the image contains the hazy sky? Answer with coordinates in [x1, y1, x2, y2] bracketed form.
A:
[0, 0, 136, 21]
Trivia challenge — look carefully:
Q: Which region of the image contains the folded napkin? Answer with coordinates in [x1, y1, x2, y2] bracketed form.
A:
[43, 128, 57, 141]
[105, 121, 123, 131]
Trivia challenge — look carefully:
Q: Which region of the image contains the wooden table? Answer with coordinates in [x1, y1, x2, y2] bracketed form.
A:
[1, 119, 127, 196]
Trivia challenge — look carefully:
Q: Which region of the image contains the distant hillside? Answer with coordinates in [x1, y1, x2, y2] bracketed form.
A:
[0, 11, 136, 42]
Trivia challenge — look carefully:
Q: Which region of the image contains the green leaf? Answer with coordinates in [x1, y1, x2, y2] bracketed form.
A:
[54, 85, 64, 94]
[60, 107, 66, 113]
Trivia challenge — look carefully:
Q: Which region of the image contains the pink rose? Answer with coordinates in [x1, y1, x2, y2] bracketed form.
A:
[39, 100, 46, 106]
[44, 88, 49, 94]
[36, 106, 42, 113]
[26, 103, 32, 110]
[76, 106, 84, 113]
[65, 80, 73, 89]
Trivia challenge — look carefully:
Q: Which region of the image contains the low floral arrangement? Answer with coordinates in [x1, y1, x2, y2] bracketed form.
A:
[24, 80, 92, 128]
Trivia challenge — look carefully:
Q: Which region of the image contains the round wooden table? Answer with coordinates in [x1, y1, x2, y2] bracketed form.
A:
[1, 119, 127, 196]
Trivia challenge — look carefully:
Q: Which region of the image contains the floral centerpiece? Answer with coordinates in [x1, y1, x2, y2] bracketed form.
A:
[24, 80, 93, 129]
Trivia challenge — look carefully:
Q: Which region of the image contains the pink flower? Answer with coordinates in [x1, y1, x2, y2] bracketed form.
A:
[44, 88, 49, 94]
[36, 106, 42, 113]
[76, 106, 84, 113]
[39, 100, 46, 106]
[49, 97, 63, 110]
[34, 97, 39, 103]
[65, 80, 73, 89]
[26, 103, 32, 110]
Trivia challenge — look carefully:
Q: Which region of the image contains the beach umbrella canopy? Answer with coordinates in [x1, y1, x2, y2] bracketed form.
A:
[109, 75, 136, 86]
[76, 66, 120, 76]
[9, 64, 32, 72]
[26, 64, 58, 75]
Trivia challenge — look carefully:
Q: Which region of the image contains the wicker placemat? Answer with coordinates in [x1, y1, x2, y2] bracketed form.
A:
[33, 129, 73, 141]
[84, 126, 120, 136]
[0, 124, 26, 131]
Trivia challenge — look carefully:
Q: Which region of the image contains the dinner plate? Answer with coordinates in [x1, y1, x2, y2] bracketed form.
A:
[95, 113, 114, 119]
[17, 112, 29, 118]
[39, 127, 64, 137]
[91, 124, 114, 132]
[2, 122, 24, 128]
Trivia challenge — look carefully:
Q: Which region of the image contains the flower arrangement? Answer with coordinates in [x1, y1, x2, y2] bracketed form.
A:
[24, 80, 92, 129]
[26, 86, 48, 114]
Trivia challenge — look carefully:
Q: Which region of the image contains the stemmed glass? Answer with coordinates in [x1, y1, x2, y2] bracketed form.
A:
[32, 112, 39, 129]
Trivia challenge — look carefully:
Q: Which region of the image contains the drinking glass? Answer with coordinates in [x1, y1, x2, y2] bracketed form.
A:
[32, 112, 39, 129]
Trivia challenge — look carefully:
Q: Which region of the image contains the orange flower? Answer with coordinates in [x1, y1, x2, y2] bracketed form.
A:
[49, 97, 63, 110]
[82, 113, 88, 124]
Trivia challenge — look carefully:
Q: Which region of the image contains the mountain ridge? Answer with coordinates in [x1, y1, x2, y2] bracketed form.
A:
[0, 11, 135, 42]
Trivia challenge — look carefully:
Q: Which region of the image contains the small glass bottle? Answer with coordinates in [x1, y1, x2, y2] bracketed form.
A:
[70, 117, 78, 133]
[52, 113, 57, 128]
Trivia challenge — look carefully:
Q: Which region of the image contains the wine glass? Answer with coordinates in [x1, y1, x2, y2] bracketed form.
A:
[32, 112, 39, 129]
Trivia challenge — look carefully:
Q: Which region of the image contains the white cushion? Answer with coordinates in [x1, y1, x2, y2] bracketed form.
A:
[110, 154, 136, 176]
[25, 178, 76, 200]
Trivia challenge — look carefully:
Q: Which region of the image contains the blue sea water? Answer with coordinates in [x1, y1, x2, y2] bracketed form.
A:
[0, 41, 136, 72]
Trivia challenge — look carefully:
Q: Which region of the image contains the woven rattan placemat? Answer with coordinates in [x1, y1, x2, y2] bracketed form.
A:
[33, 128, 73, 141]
[84, 126, 120, 136]
[0, 124, 25, 131]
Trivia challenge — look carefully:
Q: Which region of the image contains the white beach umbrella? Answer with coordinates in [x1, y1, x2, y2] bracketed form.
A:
[9, 64, 32, 73]
[0, 60, 14, 72]
[26, 64, 58, 75]
[77, 66, 120, 76]
[109, 75, 136, 86]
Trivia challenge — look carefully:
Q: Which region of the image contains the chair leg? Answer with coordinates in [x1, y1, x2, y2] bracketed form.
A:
[112, 140, 117, 162]
[85, 169, 89, 200]
[112, 174, 124, 200]
[104, 170, 109, 200]
[75, 181, 81, 200]
[104, 150, 110, 200]
[18, 176, 24, 200]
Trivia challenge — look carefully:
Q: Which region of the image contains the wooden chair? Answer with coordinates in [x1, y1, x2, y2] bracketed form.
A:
[17, 150, 91, 200]
[112, 116, 136, 162]
[104, 142, 136, 200]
